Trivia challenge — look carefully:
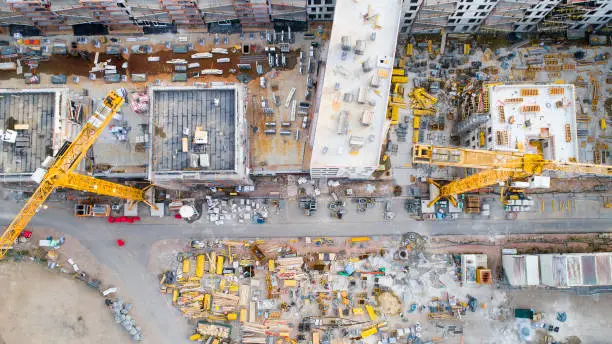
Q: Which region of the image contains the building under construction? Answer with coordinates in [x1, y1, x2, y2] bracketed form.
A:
[0, 88, 73, 182]
[458, 84, 578, 163]
[147, 85, 250, 188]
[309, 0, 402, 179]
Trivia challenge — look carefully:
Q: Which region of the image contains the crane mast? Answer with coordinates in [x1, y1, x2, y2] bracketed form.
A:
[0, 89, 155, 259]
[413, 144, 612, 207]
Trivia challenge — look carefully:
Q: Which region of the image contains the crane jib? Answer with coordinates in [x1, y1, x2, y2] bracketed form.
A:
[0, 89, 155, 260]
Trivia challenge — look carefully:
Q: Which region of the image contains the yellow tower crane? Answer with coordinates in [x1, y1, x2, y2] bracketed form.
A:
[413, 144, 612, 207]
[0, 89, 156, 259]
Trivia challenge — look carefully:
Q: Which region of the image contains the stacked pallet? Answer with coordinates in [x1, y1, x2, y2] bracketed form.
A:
[465, 196, 481, 214]
[498, 105, 505, 123]
[520, 88, 539, 96]
[521, 105, 540, 113]
[496, 131, 509, 146]
[504, 97, 523, 104]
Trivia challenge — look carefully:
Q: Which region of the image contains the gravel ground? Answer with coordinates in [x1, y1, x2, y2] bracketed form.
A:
[0, 262, 129, 344]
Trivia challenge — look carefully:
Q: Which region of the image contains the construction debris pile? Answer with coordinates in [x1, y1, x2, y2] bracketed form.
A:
[108, 298, 144, 341]
[204, 197, 270, 225]
[160, 235, 501, 343]
[129, 91, 150, 114]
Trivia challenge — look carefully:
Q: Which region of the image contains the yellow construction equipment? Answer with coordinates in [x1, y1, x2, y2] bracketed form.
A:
[196, 255, 205, 278]
[479, 131, 486, 147]
[203, 293, 212, 311]
[182, 258, 191, 274]
[391, 75, 408, 84]
[590, 74, 600, 112]
[349, 237, 371, 244]
[0, 89, 156, 260]
[365, 304, 377, 321]
[413, 144, 612, 207]
[387, 106, 400, 125]
[392, 83, 405, 97]
[216, 255, 225, 275]
[361, 326, 378, 338]
[406, 44, 413, 56]
[409, 88, 438, 113]
[189, 333, 202, 341]
[413, 108, 436, 116]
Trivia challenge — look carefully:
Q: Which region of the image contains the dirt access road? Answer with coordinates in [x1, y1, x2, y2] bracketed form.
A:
[0, 262, 128, 344]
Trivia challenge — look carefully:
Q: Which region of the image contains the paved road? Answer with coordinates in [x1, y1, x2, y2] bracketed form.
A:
[1, 198, 611, 344]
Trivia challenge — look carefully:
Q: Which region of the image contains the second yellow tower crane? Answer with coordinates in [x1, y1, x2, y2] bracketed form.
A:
[413, 144, 612, 207]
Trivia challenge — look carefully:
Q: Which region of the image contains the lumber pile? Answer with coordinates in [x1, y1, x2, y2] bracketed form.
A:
[242, 322, 268, 335]
[212, 292, 240, 309]
[197, 321, 231, 339]
[275, 257, 305, 280]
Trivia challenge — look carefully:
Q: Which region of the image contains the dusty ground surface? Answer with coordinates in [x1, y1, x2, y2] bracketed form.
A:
[0, 262, 128, 344]
[0, 227, 161, 344]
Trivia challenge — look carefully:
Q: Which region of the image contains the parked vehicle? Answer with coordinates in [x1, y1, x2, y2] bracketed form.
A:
[75, 203, 110, 217]
[107, 216, 141, 223]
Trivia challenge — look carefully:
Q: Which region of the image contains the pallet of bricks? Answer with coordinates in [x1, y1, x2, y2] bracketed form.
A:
[464, 196, 480, 214]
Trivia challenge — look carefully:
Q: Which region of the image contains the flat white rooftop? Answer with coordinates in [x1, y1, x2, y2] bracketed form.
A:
[310, 0, 401, 179]
[488, 84, 578, 163]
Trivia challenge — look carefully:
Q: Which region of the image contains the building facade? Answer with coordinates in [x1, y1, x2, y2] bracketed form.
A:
[0, 0, 608, 34]
[306, 0, 335, 21]
[0, 0, 306, 34]
[308, 0, 402, 179]
[302, 0, 611, 35]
